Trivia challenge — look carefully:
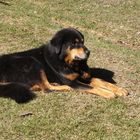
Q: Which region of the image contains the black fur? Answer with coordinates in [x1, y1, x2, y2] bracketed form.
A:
[0, 83, 36, 103]
[0, 28, 91, 103]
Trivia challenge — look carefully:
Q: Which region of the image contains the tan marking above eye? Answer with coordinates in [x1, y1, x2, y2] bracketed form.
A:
[81, 38, 84, 43]
[75, 38, 79, 42]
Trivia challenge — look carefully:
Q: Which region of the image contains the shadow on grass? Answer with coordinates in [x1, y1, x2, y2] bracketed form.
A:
[0, 1, 11, 6]
[90, 68, 116, 84]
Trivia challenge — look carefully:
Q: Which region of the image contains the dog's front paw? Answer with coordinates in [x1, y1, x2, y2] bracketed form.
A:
[115, 87, 129, 96]
[61, 85, 72, 91]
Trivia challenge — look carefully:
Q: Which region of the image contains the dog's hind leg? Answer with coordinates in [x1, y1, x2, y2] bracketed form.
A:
[0, 83, 36, 103]
[31, 69, 72, 91]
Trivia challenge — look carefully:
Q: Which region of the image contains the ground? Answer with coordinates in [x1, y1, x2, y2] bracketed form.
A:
[0, 0, 140, 140]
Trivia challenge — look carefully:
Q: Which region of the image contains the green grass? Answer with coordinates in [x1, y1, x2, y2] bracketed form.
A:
[0, 0, 140, 139]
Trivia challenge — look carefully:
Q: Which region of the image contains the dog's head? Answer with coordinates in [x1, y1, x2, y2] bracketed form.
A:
[50, 28, 90, 66]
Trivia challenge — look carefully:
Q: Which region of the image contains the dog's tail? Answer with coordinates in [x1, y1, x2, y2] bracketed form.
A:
[0, 83, 36, 103]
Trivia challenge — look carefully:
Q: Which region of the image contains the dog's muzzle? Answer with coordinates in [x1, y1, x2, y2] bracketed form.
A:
[74, 49, 90, 61]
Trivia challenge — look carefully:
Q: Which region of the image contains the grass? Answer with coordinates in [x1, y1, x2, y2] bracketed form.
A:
[0, 0, 140, 139]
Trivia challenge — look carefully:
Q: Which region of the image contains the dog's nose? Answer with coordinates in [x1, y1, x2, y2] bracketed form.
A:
[74, 56, 80, 60]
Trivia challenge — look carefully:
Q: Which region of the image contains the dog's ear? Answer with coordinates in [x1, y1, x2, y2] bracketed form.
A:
[50, 33, 63, 54]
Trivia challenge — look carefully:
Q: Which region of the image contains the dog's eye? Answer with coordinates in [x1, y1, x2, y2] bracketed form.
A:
[68, 44, 74, 49]
[75, 38, 79, 43]
[71, 43, 75, 47]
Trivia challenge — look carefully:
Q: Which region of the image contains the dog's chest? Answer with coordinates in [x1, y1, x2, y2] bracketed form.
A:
[63, 73, 79, 81]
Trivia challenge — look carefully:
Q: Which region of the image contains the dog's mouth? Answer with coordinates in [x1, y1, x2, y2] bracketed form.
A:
[74, 56, 86, 61]
[74, 54, 89, 61]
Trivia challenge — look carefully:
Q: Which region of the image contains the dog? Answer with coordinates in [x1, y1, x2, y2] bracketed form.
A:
[0, 28, 128, 103]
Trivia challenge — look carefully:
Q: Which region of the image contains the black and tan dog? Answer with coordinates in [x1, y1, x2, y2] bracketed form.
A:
[0, 28, 128, 103]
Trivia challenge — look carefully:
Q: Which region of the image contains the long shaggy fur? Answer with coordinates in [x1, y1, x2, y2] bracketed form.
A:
[0, 83, 36, 103]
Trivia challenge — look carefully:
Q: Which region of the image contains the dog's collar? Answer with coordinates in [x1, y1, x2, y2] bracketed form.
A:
[43, 44, 60, 75]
